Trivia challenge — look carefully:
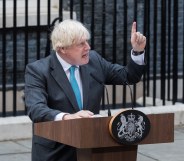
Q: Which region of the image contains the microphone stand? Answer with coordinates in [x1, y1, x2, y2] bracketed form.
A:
[90, 74, 112, 116]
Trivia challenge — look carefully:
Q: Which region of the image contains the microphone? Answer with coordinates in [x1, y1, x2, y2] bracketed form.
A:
[90, 73, 112, 116]
[124, 81, 134, 109]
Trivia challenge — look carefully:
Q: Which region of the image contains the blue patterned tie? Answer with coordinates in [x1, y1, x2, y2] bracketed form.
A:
[69, 66, 82, 110]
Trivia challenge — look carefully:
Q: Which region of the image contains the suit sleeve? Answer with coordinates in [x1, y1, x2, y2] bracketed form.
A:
[90, 51, 145, 85]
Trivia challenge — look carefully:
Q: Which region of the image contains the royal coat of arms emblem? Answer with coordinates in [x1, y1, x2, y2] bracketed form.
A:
[109, 109, 150, 145]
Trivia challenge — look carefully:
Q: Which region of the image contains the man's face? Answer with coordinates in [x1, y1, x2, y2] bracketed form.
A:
[59, 39, 91, 65]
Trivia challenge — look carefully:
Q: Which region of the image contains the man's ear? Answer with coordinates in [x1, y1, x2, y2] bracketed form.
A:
[58, 47, 66, 54]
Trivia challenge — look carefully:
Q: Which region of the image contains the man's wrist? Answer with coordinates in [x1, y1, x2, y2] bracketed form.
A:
[54, 112, 70, 121]
[63, 113, 70, 120]
[132, 50, 144, 56]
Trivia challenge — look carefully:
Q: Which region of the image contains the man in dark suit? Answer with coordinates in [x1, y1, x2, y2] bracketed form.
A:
[25, 19, 146, 161]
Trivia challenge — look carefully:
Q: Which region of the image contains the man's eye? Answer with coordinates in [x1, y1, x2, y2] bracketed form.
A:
[78, 42, 85, 47]
[80, 42, 85, 46]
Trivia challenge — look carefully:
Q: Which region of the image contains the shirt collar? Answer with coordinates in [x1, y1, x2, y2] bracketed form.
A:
[56, 52, 79, 72]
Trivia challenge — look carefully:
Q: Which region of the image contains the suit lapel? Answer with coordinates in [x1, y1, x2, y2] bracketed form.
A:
[80, 65, 90, 110]
[50, 54, 79, 112]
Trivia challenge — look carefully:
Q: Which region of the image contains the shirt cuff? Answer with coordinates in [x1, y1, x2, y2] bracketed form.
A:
[54, 112, 69, 121]
[131, 49, 145, 65]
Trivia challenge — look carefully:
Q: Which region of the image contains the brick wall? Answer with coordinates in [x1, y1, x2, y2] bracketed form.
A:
[0, 0, 183, 85]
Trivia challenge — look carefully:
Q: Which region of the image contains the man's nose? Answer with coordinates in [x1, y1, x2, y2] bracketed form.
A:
[85, 41, 91, 50]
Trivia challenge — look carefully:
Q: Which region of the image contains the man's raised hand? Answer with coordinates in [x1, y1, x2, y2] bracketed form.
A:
[131, 22, 146, 52]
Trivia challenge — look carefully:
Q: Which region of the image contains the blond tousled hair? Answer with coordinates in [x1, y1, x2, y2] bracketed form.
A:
[51, 19, 90, 51]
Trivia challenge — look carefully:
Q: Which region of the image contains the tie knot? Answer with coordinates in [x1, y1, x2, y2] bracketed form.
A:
[70, 66, 76, 74]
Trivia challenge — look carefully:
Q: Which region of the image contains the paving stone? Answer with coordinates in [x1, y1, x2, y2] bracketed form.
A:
[138, 140, 184, 161]
[15, 139, 32, 149]
[0, 153, 31, 161]
[0, 141, 30, 155]
[137, 153, 157, 161]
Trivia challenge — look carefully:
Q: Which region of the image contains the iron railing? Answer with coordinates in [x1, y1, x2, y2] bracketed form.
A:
[0, 0, 183, 117]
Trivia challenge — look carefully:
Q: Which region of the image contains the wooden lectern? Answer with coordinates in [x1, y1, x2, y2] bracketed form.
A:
[34, 113, 174, 161]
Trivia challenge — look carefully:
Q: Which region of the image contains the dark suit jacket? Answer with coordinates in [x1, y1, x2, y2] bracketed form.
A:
[25, 50, 145, 161]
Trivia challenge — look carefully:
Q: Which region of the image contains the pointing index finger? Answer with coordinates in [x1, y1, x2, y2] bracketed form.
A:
[131, 22, 137, 36]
